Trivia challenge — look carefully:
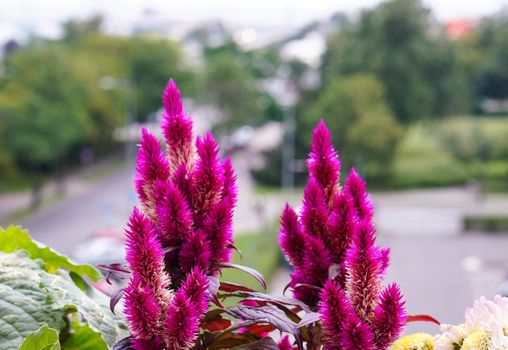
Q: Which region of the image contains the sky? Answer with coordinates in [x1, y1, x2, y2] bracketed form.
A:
[1, 0, 508, 43]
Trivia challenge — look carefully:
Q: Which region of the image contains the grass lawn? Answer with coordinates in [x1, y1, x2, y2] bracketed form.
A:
[221, 224, 281, 292]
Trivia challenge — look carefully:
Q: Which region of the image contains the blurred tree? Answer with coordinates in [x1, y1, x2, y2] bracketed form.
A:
[0, 45, 90, 207]
[62, 15, 103, 43]
[127, 36, 195, 120]
[322, 0, 469, 123]
[204, 50, 266, 131]
[301, 74, 402, 181]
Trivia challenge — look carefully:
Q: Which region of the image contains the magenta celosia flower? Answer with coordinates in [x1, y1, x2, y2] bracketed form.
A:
[326, 191, 356, 265]
[202, 200, 234, 265]
[153, 180, 193, 248]
[161, 79, 194, 173]
[279, 120, 405, 349]
[124, 208, 170, 301]
[278, 336, 293, 350]
[340, 317, 375, 350]
[191, 132, 225, 228]
[279, 203, 306, 269]
[221, 157, 238, 205]
[178, 229, 212, 274]
[307, 119, 341, 207]
[178, 268, 209, 315]
[345, 220, 383, 321]
[344, 168, 374, 223]
[372, 283, 407, 348]
[123, 78, 239, 349]
[164, 291, 200, 350]
[301, 178, 330, 242]
[123, 276, 162, 342]
[135, 128, 170, 220]
[319, 280, 355, 348]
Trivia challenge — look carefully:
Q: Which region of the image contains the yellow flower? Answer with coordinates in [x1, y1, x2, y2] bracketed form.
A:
[461, 327, 490, 350]
[391, 333, 435, 350]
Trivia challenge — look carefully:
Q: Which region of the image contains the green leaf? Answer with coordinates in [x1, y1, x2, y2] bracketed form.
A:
[19, 326, 60, 350]
[61, 315, 108, 350]
[0, 226, 101, 282]
[0, 251, 127, 350]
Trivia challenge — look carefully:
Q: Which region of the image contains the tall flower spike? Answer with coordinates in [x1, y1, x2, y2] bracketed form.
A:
[164, 291, 200, 350]
[153, 180, 193, 248]
[279, 203, 306, 269]
[326, 191, 356, 265]
[372, 283, 407, 349]
[192, 132, 225, 228]
[162, 79, 195, 173]
[307, 119, 340, 207]
[301, 178, 330, 242]
[202, 200, 234, 264]
[135, 128, 170, 220]
[124, 276, 163, 342]
[340, 318, 375, 350]
[221, 157, 238, 205]
[344, 168, 374, 223]
[345, 220, 383, 321]
[319, 279, 357, 349]
[179, 268, 210, 315]
[179, 229, 212, 274]
[278, 336, 293, 350]
[124, 208, 170, 302]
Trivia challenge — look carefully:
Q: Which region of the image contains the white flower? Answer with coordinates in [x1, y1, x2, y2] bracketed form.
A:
[435, 295, 508, 350]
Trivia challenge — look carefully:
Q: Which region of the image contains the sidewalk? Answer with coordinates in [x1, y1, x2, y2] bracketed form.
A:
[0, 156, 123, 226]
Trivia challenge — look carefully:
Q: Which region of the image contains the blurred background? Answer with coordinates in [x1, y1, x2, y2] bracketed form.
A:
[1, 0, 508, 335]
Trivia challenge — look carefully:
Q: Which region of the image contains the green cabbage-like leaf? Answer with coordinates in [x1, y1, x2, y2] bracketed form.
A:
[0, 250, 127, 350]
[19, 326, 60, 350]
[0, 226, 101, 281]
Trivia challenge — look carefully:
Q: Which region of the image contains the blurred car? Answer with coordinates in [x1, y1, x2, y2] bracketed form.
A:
[73, 229, 125, 267]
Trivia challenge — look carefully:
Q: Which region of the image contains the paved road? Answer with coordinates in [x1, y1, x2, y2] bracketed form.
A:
[21, 166, 136, 255]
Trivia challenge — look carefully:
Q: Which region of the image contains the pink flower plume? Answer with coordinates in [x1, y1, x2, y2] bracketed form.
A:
[164, 291, 200, 350]
[125, 208, 169, 294]
[307, 119, 340, 206]
[191, 132, 225, 228]
[344, 168, 374, 223]
[279, 203, 306, 269]
[124, 276, 163, 342]
[372, 283, 407, 349]
[301, 178, 329, 242]
[345, 220, 383, 321]
[326, 191, 356, 264]
[153, 180, 193, 248]
[178, 229, 212, 274]
[161, 79, 195, 173]
[135, 128, 170, 219]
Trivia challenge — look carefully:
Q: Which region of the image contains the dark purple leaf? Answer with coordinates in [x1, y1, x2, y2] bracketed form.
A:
[110, 288, 125, 314]
[215, 262, 267, 290]
[227, 243, 243, 259]
[224, 305, 298, 334]
[220, 291, 310, 312]
[97, 264, 130, 284]
[113, 337, 133, 350]
[231, 338, 279, 349]
[208, 333, 259, 350]
[208, 276, 224, 308]
[297, 312, 321, 328]
[219, 281, 255, 293]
